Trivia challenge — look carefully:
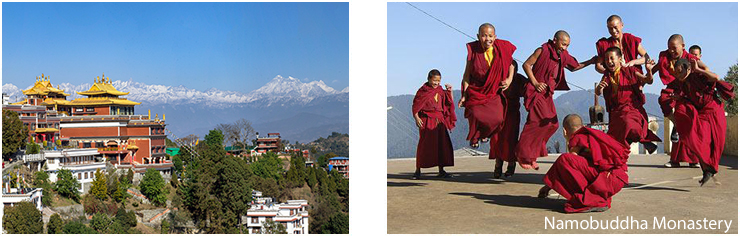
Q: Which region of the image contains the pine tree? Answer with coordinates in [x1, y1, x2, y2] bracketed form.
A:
[2, 110, 28, 158]
[90, 169, 108, 200]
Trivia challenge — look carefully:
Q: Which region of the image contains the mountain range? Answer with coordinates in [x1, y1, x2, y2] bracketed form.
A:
[387, 89, 665, 158]
[3, 75, 348, 143]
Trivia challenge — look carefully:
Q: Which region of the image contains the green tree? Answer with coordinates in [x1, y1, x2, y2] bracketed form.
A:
[90, 213, 111, 233]
[62, 221, 98, 234]
[113, 179, 129, 203]
[2, 110, 28, 158]
[172, 155, 183, 176]
[125, 168, 134, 185]
[90, 169, 108, 200]
[262, 219, 287, 234]
[249, 152, 284, 181]
[2, 201, 43, 234]
[26, 142, 41, 154]
[115, 208, 138, 228]
[161, 219, 170, 234]
[322, 212, 349, 234]
[54, 168, 81, 202]
[286, 154, 307, 187]
[723, 64, 738, 114]
[166, 137, 178, 147]
[205, 129, 224, 148]
[33, 171, 54, 206]
[140, 168, 167, 206]
[47, 213, 64, 234]
[215, 157, 253, 233]
[307, 167, 318, 188]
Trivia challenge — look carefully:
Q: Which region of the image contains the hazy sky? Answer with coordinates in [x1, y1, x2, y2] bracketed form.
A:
[388, 2, 738, 96]
[3, 2, 349, 93]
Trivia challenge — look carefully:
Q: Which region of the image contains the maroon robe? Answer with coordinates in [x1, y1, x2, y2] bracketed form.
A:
[597, 33, 643, 73]
[656, 50, 700, 164]
[543, 127, 630, 213]
[413, 83, 456, 169]
[673, 72, 734, 173]
[463, 40, 517, 144]
[602, 66, 661, 145]
[516, 40, 579, 165]
[490, 73, 526, 162]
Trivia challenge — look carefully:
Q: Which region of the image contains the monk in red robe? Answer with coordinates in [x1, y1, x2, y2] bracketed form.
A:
[595, 47, 661, 147]
[413, 69, 457, 179]
[459, 23, 516, 149]
[489, 60, 526, 178]
[539, 114, 630, 213]
[516, 30, 598, 171]
[595, 15, 651, 74]
[651, 35, 701, 168]
[661, 57, 733, 186]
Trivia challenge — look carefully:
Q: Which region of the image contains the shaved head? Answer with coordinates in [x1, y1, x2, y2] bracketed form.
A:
[607, 15, 622, 24]
[478, 23, 495, 34]
[668, 34, 684, 44]
[563, 114, 584, 134]
[554, 30, 570, 40]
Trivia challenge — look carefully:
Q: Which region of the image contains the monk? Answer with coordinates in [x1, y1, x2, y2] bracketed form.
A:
[459, 23, 516, 149]
[539, 114, 630, 213]
[413, 69, 457, 179]
[651, 35, 701, 168]
[516, 30, 598, 171]
[662, 57, 733, 186]
[595, 15, 651, 74]
[595, 47, 661, 148]
[489, 60, 526, 179]
[689, 45, 702, 59]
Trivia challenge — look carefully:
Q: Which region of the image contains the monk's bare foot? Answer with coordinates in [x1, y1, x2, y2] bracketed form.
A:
[480, 137, 490, 143]
[537, 186, 551, 198]
[519, 161, 539, 170]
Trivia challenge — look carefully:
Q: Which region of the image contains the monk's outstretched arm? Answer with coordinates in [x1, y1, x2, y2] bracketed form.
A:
[524, 48, 546, 92]
[693, 60, 720, 82]
[459, 60, 472, 107]
[625, 43, 649, 67]
[635, 68, 654, 85]
[569, 55, 599, 72]
[502, 62, 515, 91]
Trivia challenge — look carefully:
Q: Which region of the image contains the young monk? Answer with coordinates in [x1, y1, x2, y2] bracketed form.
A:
[595, 15, 651, 74]
[595, 47, 662, 148]
[652, 35, 701, 168]
[689, 45, 702, 59]
[412, 69, 456, 180]
[516, 30, 598, 171]
[459, 23, 516, 149]
[489, 60, 526, 179]
[539, 114, 630, 213]
[664, 57, 733, 186]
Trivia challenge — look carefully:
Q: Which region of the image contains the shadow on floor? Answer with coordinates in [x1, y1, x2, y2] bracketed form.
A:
[387, 171, 546, 185]
[450, 192, 566, 212]
[387, 181, 428, 187]
[720, 155, 738, 170]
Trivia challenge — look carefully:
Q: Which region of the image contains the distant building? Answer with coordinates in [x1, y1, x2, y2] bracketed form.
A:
[44, 148, 107, 193]
[1, 187, 43, 211]
[3, 74, 172, 181]
[328, 157, 349, 178]
[254, 133, 281, 155]
[245, 190, 309, 234]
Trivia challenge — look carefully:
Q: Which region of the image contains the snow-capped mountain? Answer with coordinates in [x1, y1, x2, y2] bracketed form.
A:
[2, 75, 348, 108]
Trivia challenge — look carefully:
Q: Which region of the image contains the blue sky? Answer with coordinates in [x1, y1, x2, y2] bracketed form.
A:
[3, 2, 349, 93]
[388, 2, 738, 96]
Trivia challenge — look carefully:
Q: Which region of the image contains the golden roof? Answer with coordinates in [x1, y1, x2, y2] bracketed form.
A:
[40, 98, 73, 106]
[33, 128, 59, 133]
[76, 74, 129, 96]
[22, 74, 71, 96]
[68, 97, 141, 106]
[10, 100, 28, 105]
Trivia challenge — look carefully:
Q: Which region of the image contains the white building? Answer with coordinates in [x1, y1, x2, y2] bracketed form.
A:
[245, 191, 309, 234]
[43, 148, 106, 193]
[1, 187, 44, 211]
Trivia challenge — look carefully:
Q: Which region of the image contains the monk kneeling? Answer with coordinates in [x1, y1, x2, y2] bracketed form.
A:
[538, 114, 630, 213]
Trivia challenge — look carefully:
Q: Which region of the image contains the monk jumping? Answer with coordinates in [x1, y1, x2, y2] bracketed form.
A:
[652, 35, 701, 168]
[459, 23, 516, 150]
[412, 69, 457, 179]
[596, 47, 662, 147]
[659, 55, 733, 186]
[516, 30, 598, 171]
[489, 60, 526, 179]
[539, 114, 630, 213]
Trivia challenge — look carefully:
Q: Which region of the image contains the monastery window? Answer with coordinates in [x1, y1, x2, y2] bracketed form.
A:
[96, 142, 104, 148]
[85, 172, 88, 179]
[83, 142, 91, 148]
[78, 173, 81, 180]
[75, 108, 83, 112]
[251, 217, 258, 223]
[86, 107, 95, 112]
